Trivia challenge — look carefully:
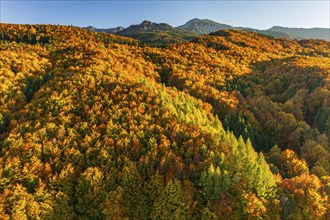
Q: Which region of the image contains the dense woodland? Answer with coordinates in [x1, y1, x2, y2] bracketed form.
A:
[0, 23, 329, 219]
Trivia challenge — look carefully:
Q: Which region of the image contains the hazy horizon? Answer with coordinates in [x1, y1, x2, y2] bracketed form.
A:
[1, 1, 329, 30]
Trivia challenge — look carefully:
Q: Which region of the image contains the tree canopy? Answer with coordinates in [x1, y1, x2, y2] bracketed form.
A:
[0, 23, 329, 219]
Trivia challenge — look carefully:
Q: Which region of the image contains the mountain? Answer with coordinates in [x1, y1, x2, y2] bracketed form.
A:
[0, 23, 329, 219]
[116, 20, 197, 47]
[84, 21, 196, 47]
[177, 18, 329, 40]
[85, 25, 124, 34]
[177, 18, 293, 39]
[267, 26, 330, 41]
[84, 19, 329, 46]
[177, 18, 232, 35]
[118, 20, 175, 35]
[236, 27, 295, 39]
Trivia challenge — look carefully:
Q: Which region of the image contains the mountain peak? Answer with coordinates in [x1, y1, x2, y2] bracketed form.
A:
[190, 18, 201, 22]
[177, 18, 232, 35]
[84, 25, 124, 34]
[85, 26, 97, 31]
[141, 20, 153, 25]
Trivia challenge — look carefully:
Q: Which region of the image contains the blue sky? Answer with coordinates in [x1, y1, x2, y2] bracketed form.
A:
[1, 1, 329, 29]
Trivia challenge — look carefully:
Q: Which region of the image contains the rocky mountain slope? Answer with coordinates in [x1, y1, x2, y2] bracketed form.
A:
[177, 18, 232, 35]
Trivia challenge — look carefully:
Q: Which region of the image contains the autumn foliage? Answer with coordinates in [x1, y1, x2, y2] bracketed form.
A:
[0, 23, 329, 219]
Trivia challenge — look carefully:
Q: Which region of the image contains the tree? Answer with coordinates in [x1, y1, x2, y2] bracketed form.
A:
[267, 147, 309, 178]
[102, 186, 127, 220]
[280, 174, 328, 220]
[300, 139, 329, 176]
[74, 167, 106, 219]
[151, 179, 191, 220]
[282, 150, 309, 178]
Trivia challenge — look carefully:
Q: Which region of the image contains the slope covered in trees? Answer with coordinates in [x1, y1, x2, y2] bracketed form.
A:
[0, 23, 329, 219]
[117, 20, 197, 47]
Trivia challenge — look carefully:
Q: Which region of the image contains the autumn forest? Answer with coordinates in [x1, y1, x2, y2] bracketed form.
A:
[0, 23, 329, 219]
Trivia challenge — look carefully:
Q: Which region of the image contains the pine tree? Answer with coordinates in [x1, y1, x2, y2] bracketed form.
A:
[151, 179, 190, 220]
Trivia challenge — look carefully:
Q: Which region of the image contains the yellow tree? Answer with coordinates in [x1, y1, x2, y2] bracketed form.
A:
[280, 174, 328, 220]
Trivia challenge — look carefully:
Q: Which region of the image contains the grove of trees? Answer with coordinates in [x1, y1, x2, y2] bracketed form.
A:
[0, 23, 329, 219]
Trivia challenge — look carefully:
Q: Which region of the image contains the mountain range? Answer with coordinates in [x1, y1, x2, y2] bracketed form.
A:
[86, 20, 197, 47]
[85, 18, 330, 46]
[267, 26, 330, 40]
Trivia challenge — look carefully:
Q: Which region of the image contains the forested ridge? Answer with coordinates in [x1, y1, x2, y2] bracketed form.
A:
[0, 23, 329, 219]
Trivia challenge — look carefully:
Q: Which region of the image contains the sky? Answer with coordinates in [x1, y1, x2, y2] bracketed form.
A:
[1, 1, 329, 30]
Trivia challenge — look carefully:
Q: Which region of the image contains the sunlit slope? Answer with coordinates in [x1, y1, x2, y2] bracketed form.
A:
[0, 24, 329, 219]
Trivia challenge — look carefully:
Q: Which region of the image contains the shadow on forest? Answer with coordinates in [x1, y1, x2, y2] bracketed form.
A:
[222, 57, 328, 152]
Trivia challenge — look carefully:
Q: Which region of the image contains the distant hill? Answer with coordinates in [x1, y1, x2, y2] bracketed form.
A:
[267, 26, 330, 41]
[236, 27, 295, 39]
[84, 19, 330, 46]
[84, 25, 124, 34]
[177, 19, 299, 39]
[177, 18, 232, 35]
[118, 20, 175, 35]
[116, 20, 197, 47]
[177, 18, 329, 41]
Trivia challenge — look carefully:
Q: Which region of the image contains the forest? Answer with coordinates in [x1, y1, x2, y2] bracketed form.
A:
[0, 23, 329, 219]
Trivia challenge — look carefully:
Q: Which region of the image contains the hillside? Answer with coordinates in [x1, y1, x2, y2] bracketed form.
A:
[85, 25, 124, 34]
[235, 27, 294, 39]
[177, 18, 232, 35]
[85, 19, 329, 47]
[0, 23, 329, 219]
[268, 26, 330, 41]
[178, 18, 330, 40]
[117, 20, 197, 47]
